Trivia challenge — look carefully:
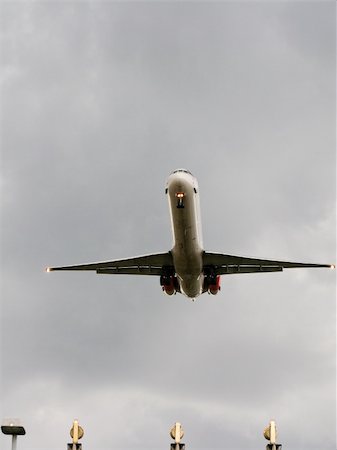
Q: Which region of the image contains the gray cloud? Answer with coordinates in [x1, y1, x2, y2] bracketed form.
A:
[1, 2, 335, 450]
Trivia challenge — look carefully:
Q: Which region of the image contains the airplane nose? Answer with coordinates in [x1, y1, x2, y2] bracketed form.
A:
[168, 170, 192, 185]
[166, 170, 198, 198]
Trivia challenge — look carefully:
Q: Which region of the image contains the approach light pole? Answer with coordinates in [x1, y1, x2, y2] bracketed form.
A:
[67, 419, 84, 450]
[264, 420, 282, 450]
[1, 419, 26, 450]
[170, 422, 185, 450]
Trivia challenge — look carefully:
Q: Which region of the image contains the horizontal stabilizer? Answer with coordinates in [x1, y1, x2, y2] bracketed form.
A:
[47, 252, 173, 276]
[203, 252, 333, 275]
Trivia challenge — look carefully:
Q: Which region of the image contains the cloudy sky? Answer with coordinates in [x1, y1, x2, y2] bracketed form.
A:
[1, 2, 335, 450]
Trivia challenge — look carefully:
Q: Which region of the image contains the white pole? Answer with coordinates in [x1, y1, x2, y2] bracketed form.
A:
[12, 435, 17, 450]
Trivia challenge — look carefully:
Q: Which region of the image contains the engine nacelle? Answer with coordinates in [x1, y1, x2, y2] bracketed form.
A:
[160, 275, 179, 296]
[208, 275, 221, 295]
[204, 274, 221, 295]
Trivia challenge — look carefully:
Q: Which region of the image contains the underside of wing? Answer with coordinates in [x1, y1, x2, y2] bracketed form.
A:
[203, 252, 333, 275]
[47, 252, 174, 276]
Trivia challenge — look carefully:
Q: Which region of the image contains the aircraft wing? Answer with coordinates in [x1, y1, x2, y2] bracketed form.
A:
[203, 252, 334, 275]
[47, 252, 174, 276]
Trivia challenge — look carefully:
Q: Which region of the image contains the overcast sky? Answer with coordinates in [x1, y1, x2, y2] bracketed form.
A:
[1, 2, 336, 450]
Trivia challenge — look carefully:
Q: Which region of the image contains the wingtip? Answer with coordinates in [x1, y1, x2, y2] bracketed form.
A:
[330, 264, 336, 270]
[45, 267, 52, 272]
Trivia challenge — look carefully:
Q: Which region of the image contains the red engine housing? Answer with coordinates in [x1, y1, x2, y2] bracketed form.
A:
[206, 275, 221, 295]
[160, 275, 179, 296]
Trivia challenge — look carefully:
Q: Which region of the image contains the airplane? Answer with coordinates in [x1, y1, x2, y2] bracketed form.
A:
[46, 169, 335, 299]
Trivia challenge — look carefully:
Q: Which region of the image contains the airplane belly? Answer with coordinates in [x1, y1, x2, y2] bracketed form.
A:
[167, 170, 204, 297]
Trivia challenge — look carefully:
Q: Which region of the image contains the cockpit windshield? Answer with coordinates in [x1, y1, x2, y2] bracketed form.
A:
[172, 169, 193, 176]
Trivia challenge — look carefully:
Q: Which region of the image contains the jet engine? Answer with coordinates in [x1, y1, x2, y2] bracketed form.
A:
[160, 274, 179, 295]
[204, 274, 221, 295]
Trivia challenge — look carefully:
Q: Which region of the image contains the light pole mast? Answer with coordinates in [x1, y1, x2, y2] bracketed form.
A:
[170, 422, 185, 450]
[264, 420, 282, 450]
[1, 419, 26, 450]
[68, 419, 84, 450]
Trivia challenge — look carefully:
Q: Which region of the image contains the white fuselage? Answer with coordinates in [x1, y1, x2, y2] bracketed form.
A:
[166, 170, 204, 297]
